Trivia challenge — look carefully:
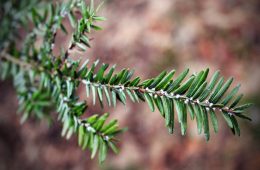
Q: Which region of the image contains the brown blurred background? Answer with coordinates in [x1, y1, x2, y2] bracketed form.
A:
[1, 0, 260, 169]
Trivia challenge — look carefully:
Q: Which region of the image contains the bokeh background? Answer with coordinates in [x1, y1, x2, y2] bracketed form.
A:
[1, 0, 260, 170]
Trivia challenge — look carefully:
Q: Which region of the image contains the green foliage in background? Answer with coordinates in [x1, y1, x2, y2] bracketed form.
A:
[0, 0, 252, 164]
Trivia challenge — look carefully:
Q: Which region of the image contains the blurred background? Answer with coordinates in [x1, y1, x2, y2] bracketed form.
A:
[1, 0, 260, 169]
